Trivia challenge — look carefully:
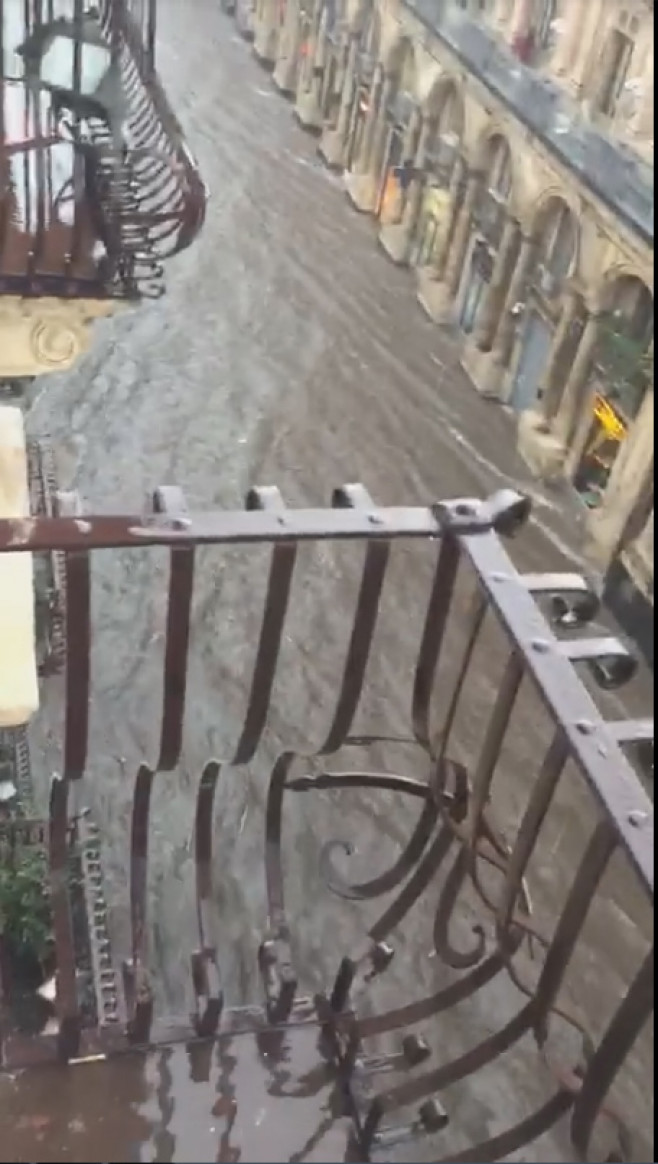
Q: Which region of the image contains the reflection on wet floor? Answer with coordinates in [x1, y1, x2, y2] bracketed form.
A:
[0, 1023, 352, 1163]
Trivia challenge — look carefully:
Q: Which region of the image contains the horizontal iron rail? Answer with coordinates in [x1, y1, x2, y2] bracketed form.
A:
[464, 529, 654, 894]
[0, 507, 444, 550]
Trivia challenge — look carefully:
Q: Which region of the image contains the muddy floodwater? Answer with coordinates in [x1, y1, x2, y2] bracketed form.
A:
[1, 1, 653, 1160]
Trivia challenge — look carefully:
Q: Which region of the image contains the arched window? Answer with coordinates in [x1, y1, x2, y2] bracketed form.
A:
[534, 0, 557, 52]
[595, 27, 635, 117]
[359, 3, 380, 62]
[535, 199, 577, 294]
[486, 135, 512, 200]
[475, 134, 512, 246]
[424, 85, 463, 187]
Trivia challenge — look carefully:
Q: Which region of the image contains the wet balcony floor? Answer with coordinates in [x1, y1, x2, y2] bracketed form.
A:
[1, 1017, 352, 1163]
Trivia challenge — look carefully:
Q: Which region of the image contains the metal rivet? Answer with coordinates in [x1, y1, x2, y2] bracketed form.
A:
[627, 810, 650, 828]
[576, 721, 594, 735]
[368, 512, 383, 525]
[531, 639, 551, 653]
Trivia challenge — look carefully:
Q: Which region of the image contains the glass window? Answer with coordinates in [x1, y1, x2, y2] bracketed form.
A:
[597, 29, 634, 117]
[39, 36, 111, 96]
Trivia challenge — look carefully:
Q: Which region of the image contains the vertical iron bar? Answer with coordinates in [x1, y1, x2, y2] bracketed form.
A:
[571, 947, 654, 1159]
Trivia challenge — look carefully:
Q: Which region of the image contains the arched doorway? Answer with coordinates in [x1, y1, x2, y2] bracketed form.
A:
[573, 276, 653, 509]
[456, 133, 512, 336]
[411, 82, 464, 268]
[319, 0, 348, 125]
[510, 196, 579, 412]
[295, 0, 320, 91]
[344, 4, 381, 171]
[374, 40, 418, 222]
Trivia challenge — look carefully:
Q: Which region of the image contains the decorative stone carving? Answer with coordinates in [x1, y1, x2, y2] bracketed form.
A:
[0, 297, 119, 381]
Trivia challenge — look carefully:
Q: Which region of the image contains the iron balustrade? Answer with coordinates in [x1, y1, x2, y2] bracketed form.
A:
[0, 484, 653, 1161]
[0, 0, 206, 299]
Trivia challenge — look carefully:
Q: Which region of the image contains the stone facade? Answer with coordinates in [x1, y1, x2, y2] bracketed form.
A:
[251, 0, 654, 641]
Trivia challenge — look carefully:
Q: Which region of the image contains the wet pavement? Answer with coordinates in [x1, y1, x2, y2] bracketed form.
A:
[0, 1, 653, 1160]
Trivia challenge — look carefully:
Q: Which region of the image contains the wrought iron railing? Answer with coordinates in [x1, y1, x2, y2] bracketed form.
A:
[0, 485, 653, 1161]
[0, 0, 206, 299]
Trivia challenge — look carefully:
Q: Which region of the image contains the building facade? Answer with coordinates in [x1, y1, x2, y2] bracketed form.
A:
[249, 0, 655, 657]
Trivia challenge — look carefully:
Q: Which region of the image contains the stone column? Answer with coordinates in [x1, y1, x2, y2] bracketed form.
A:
[568, 0, 604, 97]
[510, 0, 532, 39]
[254, 0, 280, 66]
[319, 33, 359, 167]
[551, 4, 587, 78]
[492, 0, 513, 33]
[586, 386, 654, 568]
[470, 216, 519, 352]
[379, 114, 433, 264]
[538, 288, 582, 419]
[633, 44, 654, 139]
[552, 310, 602, 449]
[488, 233, 536, 375]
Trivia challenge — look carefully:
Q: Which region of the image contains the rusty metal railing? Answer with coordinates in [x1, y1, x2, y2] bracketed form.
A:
[0, 0, 206, 299]
[98, 0, 208, 261]
[0, 485, 653, 1162]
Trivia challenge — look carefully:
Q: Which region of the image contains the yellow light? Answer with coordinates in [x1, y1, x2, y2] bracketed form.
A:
[593, 394, 627, 441]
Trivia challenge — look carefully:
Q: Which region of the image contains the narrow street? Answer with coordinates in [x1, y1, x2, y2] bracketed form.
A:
[1, 1, 652, 1160]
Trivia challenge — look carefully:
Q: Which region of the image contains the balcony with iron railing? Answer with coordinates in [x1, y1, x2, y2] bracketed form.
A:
[0, 482, 653, 1162]
[0, 0, 207, 300]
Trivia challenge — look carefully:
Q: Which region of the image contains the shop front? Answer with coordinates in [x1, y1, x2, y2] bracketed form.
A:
[456, 186, 507, 335]
[344, 52, 377, 172]
[374, 93, 417, 223]
[509, 200, 579, 412]
[454, 135, 512, 339]
[572, 287, 653, 510]
[319, 28, 342, 126]
[410, 130, 460, 267]
[573, 391, 630, 510]
[315, 0, 342, 124]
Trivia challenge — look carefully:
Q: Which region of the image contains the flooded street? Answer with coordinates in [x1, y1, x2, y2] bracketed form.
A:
[1, 1, 652, 1160]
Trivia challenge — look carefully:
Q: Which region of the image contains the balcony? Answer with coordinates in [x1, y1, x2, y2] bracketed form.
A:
[0, 483, 653, 1161]
[0, 0, 207, 301]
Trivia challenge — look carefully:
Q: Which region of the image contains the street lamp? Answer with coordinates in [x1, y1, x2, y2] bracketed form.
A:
[17, 11, 125, 136]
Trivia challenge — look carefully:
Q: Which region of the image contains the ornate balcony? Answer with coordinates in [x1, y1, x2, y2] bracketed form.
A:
[0, 482, 653, 1162]
[0, 0, 207, 302]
